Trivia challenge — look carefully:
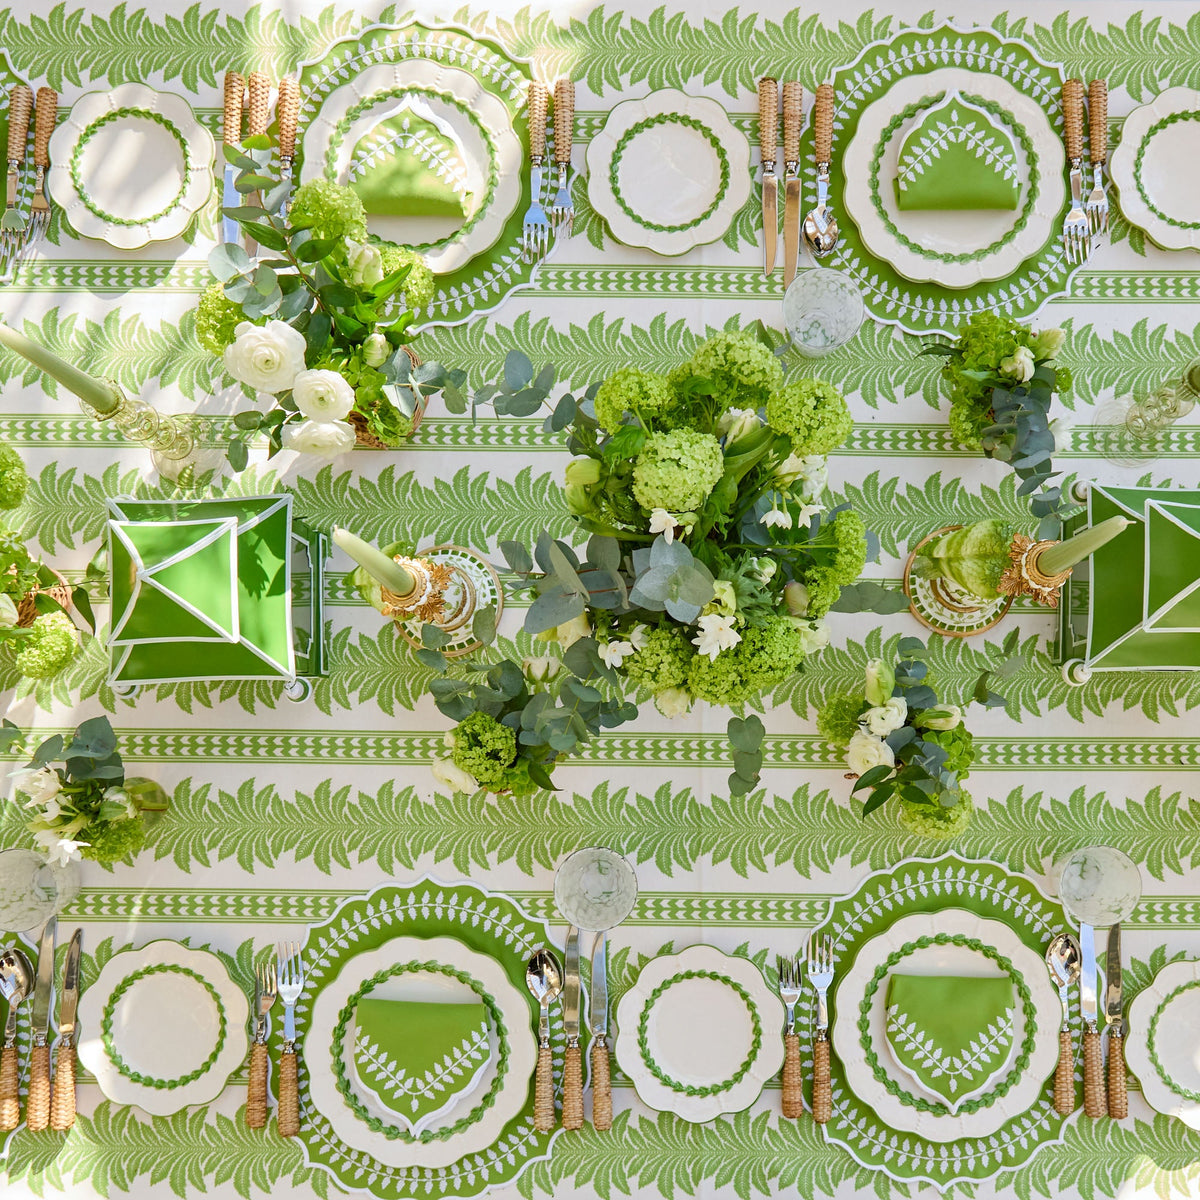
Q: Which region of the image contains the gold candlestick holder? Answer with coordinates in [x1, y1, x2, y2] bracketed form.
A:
[996, 534, 1073, 608]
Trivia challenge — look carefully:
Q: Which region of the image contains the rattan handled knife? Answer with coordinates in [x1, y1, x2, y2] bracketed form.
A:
[758, 77, 778, 277]
[49, 928, 81, 1131]
[781, 81, 803, 286]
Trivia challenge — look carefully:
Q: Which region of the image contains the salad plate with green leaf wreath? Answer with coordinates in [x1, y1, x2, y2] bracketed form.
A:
[1127, 957, 1200, 1128]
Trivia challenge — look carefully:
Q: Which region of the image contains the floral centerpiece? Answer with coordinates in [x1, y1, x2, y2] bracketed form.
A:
[922, 314, 1071, 516]
[2, 716, 167, 866]
[817, 637, 1013, 838]
[468, 328, 870, 795]
[198, 138, 465, 469]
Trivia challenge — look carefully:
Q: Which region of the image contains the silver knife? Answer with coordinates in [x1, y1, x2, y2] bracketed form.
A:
[50, 928, 80, 1131]
[758, 77, 778, 277]
[781, 81, 802, 286]
[589, 929, 613, 1130]
[561, 925, 583, 1129]
[1105, 923, 1127, 1118]
[26, 916, 55, 1131]
[221, 72, 244, 246]
[1079, 921, 1106, 1117]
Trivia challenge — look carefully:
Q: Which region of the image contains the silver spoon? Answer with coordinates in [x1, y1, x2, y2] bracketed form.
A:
[803, 82, 839, 259]
[0, 946, 34, 1131]
[1046, 932, 1082, 1116]
[525, 948, 563, 1134]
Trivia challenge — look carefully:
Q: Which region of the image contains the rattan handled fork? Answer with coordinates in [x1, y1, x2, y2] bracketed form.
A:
[1061, 79, 1090, 263]
[806, 934, 834, 1124]
[776, 955, 803, 1118]
[276, 943, 305, 1137]
[246, 960, 276, 1129]
[550, 78, 575, 232]
[1086, 79, 1109, 234]
[521, 81, 552, 262]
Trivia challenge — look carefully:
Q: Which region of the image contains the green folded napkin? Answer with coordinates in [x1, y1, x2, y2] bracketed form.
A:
[353, 997, 490, 1129]
[885, 974, 1016, 1108]
[893, 93, 1020, 211]
[349, 111, 471, 219]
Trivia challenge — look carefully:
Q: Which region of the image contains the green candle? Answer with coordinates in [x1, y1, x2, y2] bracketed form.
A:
[1037, 515, 1130, 577]
[0, 322, 122, 414]
[332, 527, 416, 596]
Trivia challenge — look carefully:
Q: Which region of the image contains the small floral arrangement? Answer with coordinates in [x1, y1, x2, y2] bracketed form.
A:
[2, 716, 168, 867]
[922, 314, 1071, 515]
[817, 637, 1009, 838]
[473, 328, 871, 795]
[199, 139, 465, 469]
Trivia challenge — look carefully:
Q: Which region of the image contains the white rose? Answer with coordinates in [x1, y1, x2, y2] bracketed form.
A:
[293, 369, 355, 420]
[282, 418, 358, 458]
[999, 345, 1036, 384]
[795, 621, 830, 654]
[1049, 416, 1073, 453]
[917, 704, 962, 731]
[0, 594, 18, 628]
[431, 757, 478, 795]
[11, 765, 61, 805]
[717, 407, 760, 443]
[846, 729, 896, 777]
[345, 240, 384, 288]
[1032, 328, 1065, 360]
[556, 613, 591, 649]
[864, 658, 895, 707]
[103, 785, 137, 818]
[654, 687, 692, 718]
[750, 557, 777, 585]
[522, 655, 561, 683]
[862, 696, 908, 736]
[362, 332, 389, 368]
[223, 320, 307, 394]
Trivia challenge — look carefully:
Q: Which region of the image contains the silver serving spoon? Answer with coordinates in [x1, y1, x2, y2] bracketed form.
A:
[525, 948, 563, 1134]
[0, 946, 34, 1131]
[803, 82, 839, 259]
[1046, 932, 1082, 1115]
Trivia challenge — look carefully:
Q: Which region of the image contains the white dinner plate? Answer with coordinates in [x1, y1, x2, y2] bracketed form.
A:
[1127, 957, 1200, 1127]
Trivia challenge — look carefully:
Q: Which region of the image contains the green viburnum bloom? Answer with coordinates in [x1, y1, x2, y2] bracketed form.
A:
[817, 691, 866, 749]
[288, 179, 369, 244]
[899, 789, 974, 840]
[620, 626, 696, 691]
[593, 368, 679, 433]
[378, 243, 434, 309]
[0, 441, 28, 510]
[195, 282, 245, 354]
[798, 571, 843, 620]
[947, 397, 988, 450]
[450, 710, 518, 787]
[687, 614, 806, 705]
[766, 379, 852, 454]
[15, 611, 79, 679]
[675, 330, 784, 409]
[83, 816, 147, 865]
[632, 428, 724, 513]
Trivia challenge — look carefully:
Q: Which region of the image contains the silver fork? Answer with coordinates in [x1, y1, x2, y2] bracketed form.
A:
[777, 954, 804, 1118]
[1085, 79, 1109, 236]
[246, 960, 276, 1129]
[806, 933, 835, 1125]
[522, 80, 552, 263]
[1061, 79, 1090, 264]
[276, 941, 305, 1138]
[549, 78, 575, 233]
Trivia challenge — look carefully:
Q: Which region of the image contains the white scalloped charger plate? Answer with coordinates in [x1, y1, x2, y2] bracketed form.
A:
[1127, 958, 1200, 1128]
[300, 59, 522, 275]
[77, 939, 248, 1116]
[1111, 87, 1200, 251]
[586, 90, 750, 257]
[832, 909, 1061, 1141]
[842, 68, 1064, 288]
[307, 934, 536, 1169]
[47, 83, 213, 250]
[615, 945, 784, 1122]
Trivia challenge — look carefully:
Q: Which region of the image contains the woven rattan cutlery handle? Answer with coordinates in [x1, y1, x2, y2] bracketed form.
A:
[26, 1043, 50, 1130]
[528, 81, 548, 159]
[591, 1040, 612, 1131]
[814, 83, 834, 164]
[757, 77, 778, 167]
[561, 1042, 583, 1129]
[1054, 1029, 1075, 1114]
[278, 1048, 299, 1136]
[277, 77, 300, 161]
[1089, 79, 1108, 163]
[1062, 79, 1084, 161]
[1082, 1027, 1105, 1117]
[32, 88, 55, 169]
[8, 85, 31, 163]
[533, 1042, 554, 1132]
[553, 79, 574, 166]
[812, 1037, 832, 1124]
[1108, 1032, 1127, 1118]
[782, 82, 802, 165]
[781, 1032, 803, 1118]
[49, 1042, 74, 1131]
[246, 1042, 269, 1129]
[0, 1044, 18, 1131]
[223, 72, 244, 146]
[247, 72, 271, 139]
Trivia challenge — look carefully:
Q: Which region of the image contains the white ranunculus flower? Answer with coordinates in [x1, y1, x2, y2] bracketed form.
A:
[795, 621, 830, 654]
[750, 556, 777, 585]
[846, 729, 896, 777]
[654, 687, 692, 718]
[103, 785, 137, 818]
[1032, 327, 1066, 360]
[293, 369, 355, 421]
[599, 640, 636, 668]
[0, 594, 18, 628]
[430, 757, 478, 795]
[345, 240, 384, 288]
[32, 827, 86, 868]
[223, 320, 307, 394]
[691, 613, 741, 661]
[556, 613, 591, 649]
[708, 580, 737, 616]
[522, 655, 561, 683]
[784, 581, 810, 617]
[11, 765, 62, 805]
[864, 658, 895, 707]
[917, 704, 962, 731]
[361, 332, 390, 368]
[1049, 415, 1073, 453]
[999, 345, 1036, 384]
[648, 508, 677, 544]
[282, 418, 357, 458]
[718, 407, 760, 443]
[761, 506, 793, 529]
[862, 696, 908, 736]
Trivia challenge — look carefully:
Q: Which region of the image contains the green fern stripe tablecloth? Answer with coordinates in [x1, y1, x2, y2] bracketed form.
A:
[4, 0, 1200, 1197]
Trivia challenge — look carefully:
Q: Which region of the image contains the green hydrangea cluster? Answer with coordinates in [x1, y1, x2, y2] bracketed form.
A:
[620, 626, 695, 690]
[0, 529, 38, 601]
[676, 330, 784, 409]
[83, 816, 147, 865]
[593, 369, 679, 434]
[451, 710, 518, 786]
[899, 790, 974, 839]
[766, 379, 852, 453]
[15, 611, 79, 679]
[289, 179, 369, 244]
[0, 441, 28, 510]
[825, 510, 868, 584]
[800, 573, 842, 620]
[816, 691, 865, 749]
[943, 312, 1029, 410]
[947, 399, 988, 450]
[687, 615, 805, 705]
[924, 724, 975, 781]
[378, 243, 434, 310]
[195, 282, 245, 354]
[632, 428, 724, 513]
